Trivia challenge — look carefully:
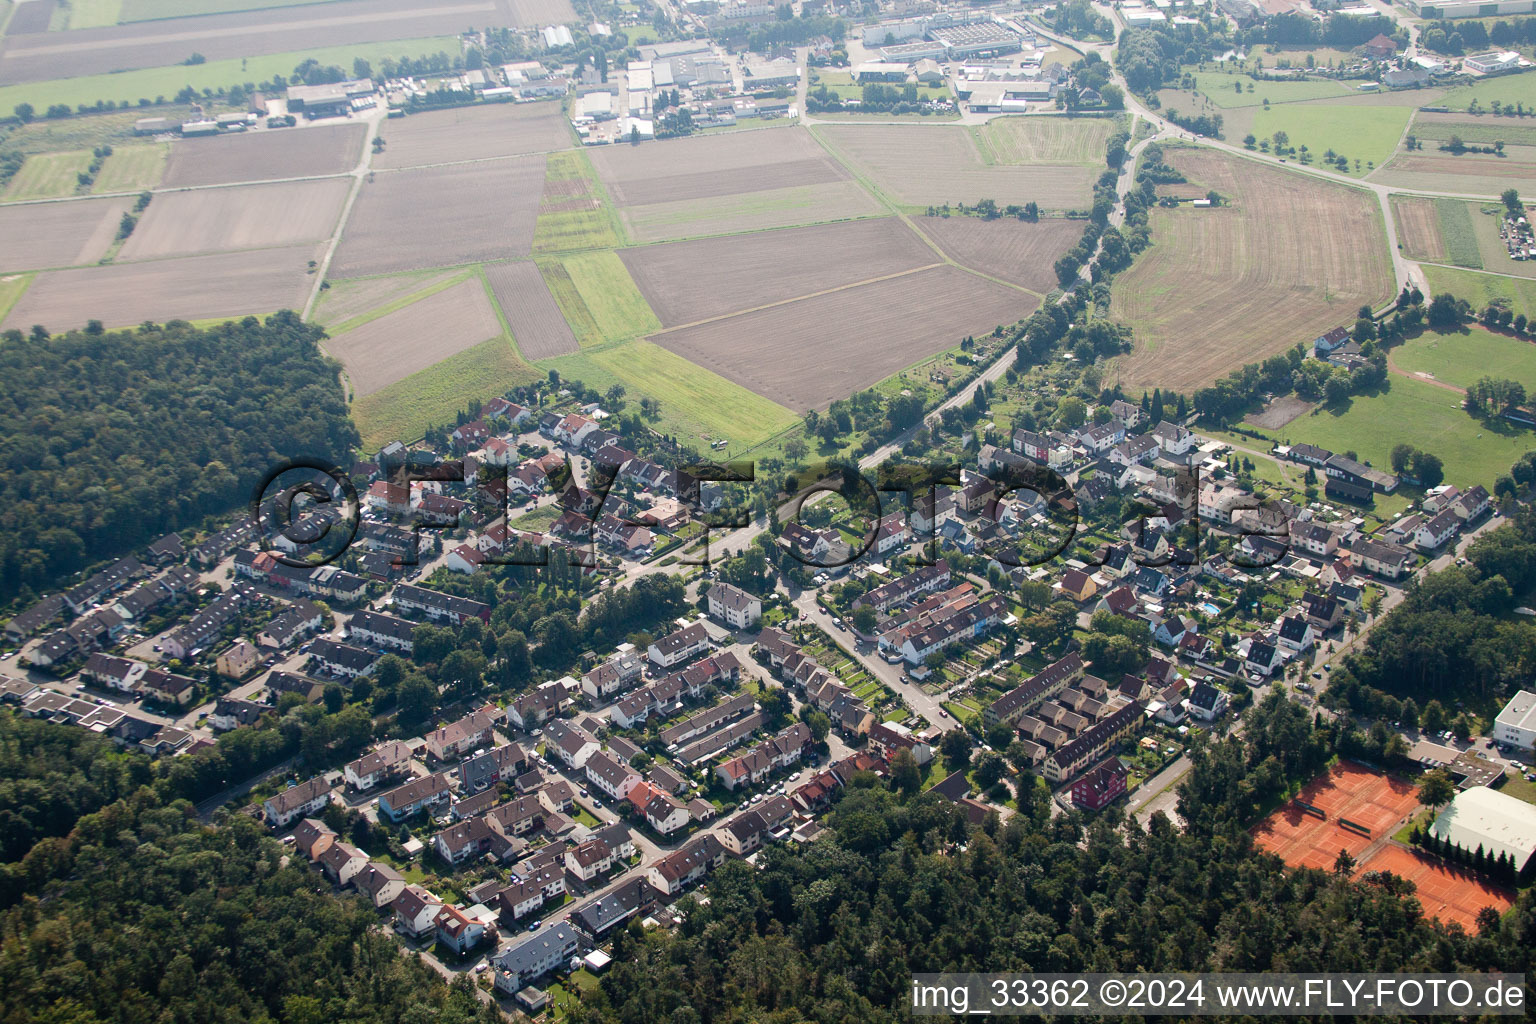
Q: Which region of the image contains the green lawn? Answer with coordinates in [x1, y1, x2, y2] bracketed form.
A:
[0, 274, 32, 323]
[90, 142, 167, 192]
[351, 337, 539, 450]
[1239, 101, 1412, 176]
[1392, 325, 1536, 392]
[561, 251, 660, 344]
[808, 70, 861, 101]
[3, 150, 93, 199]
[1247, 373, 1534, 489]
[539, 339, 799, 452]
[1421, 265, 1536, 320]
[1409, 117, 1536, 148]
[0, 36, 458, 113]
[1439, 75, 1536, 113]
[1191, 71, 1355, 108]
[1437, 198, 1484, 269]
[532, 150, 624, 253]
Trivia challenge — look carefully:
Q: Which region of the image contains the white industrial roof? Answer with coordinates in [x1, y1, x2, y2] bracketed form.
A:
[1431, 786, 1536, 869]
[1497, 689, 1536, 733]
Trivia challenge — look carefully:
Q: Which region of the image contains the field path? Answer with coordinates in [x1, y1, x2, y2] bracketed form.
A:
[303, 108, 387, 322]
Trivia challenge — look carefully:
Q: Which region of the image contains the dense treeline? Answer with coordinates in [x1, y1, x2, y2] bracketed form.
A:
[0, 713, 151, 863]
[570, 695, 1534, 1023]
[1117, 23, 1232, 94]
[0, 313, 357, 606]
[1247, 13, 1403, 48]
[0, 725, 497, 1024]
[1330, 505, 1536, 709]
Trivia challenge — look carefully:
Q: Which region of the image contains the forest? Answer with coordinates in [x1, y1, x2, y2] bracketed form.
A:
[0, 722, 499, 1024]
[0, 313, 358, 607]
[1329, 503, 1536, 712]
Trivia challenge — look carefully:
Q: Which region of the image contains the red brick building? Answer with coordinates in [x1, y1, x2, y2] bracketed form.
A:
[1071, 758, 1128, 811]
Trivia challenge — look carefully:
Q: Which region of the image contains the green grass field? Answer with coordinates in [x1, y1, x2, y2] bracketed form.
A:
[1437, 198, 1484, 269]
[560, 251, 659, 345]
[1250, 374, 1532, 488]
[351, 337, 538, 450]
[1422, 265, 1536, 319]
[808, 70, 862, 101]
[120, 0, 345, 21]
[90, 142, 167, 192]
[1440, 75, 1536, 113]
[973, 114, 1115, 166]
[3, 150, 93, 199]
[1393, 325, 1536, 392]
[0, 35, 457, 113]
[539, 340, 799, 452]
[1409, 118, 1536, 147]
[61, 0, 122, 28]
[538, 259, 602, 344]
[0, 274, 32, 323]
[1191, 71, 1355, 108]
[531, 151, 624, 253]
[1237, 101, 1412, 176]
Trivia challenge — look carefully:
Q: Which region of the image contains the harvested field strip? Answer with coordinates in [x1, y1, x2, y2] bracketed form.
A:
[617, 218, 935, 327]
[588, 127, 845, 206]
[330, 155, 546, 277]
[371, 100, 572, 170]
[532, 150, 623, 253]
[160, 121, 365, 188]
[311, 268, 462, 328]
[121, 0, 345, 20]
[1, 244, 319, 332]
[352, 337, 539, 451]
[326, 268, 476, 335]
[0, 274, 31, 322]
[1390, 195, 1444, 262]
[0, 195, 129, 272]
[324, 276, 503, 397]
[119, 177, 351, 260]
[484, 260, 578, 360]
[538, 259, 601, 344]
[3, 150, 92, 200]
[1410, 118, 1536, 147]
[914, 214, 1082, 294]
[1436, 198, 1483, 268]
[561, 251, 659, 344]
[973, 115, 1116, 166]
[650, 264, 1032, 413]
[815, 122, 1093, 209]
[90, 143, 166, 193]
[621, 180, 884, 243]
[1109, 147, 1393, 392]
[539, 340, 799, 451]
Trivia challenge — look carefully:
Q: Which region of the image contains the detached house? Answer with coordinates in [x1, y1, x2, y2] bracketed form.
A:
[262, 776, 333, 828]
[707, 582, 762, 630]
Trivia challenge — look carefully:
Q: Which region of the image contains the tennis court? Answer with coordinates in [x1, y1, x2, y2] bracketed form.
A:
[1358, 844, 1512, 932]
[1253, 761, 1420, 871]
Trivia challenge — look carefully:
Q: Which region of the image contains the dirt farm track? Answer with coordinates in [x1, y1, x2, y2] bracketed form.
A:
[0, 0, 575, 84]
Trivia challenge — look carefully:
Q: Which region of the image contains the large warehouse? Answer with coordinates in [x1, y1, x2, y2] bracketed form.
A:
[1430, 787, 1536, 871]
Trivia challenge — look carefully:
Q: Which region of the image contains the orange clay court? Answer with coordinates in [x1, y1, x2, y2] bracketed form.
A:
[1252, 761, 1419, 872]
[1357, 844, 1513, 931]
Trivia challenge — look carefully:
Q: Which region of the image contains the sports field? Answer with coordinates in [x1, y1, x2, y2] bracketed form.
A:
[1109, 148, 1393, 391]
[352, 337, 539, 451]
[539, 340, 800, 452]
[1247, 373, 1532, 488]
[1252, 761, 1419, 872]
[1392, 326, 1536, 392]
[1357, 845, 1512, 931]
[1421, 265, 1536, 321]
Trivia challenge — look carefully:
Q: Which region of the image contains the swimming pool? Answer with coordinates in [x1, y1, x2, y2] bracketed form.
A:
[1197, 602, 1221, 616]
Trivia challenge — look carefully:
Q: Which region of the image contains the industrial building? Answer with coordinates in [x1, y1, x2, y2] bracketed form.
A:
[1429, 786, 1536, 872]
